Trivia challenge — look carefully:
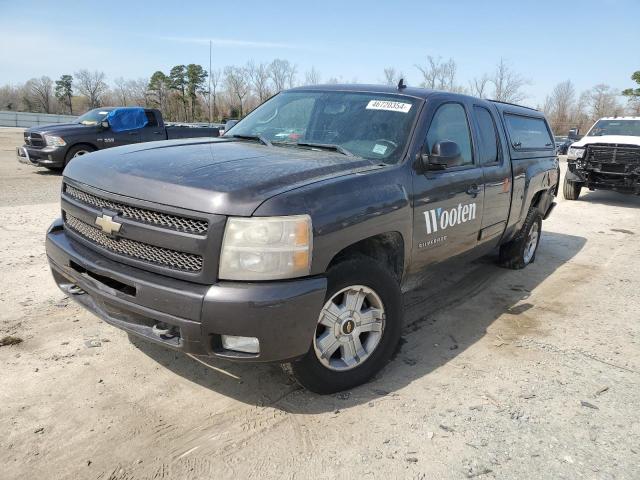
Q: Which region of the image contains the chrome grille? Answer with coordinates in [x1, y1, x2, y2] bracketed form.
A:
[587, 145, 640, 165]
[64, 184, 208, 235]
[64, 213, 203, 272]
[24, 132, 45, 147]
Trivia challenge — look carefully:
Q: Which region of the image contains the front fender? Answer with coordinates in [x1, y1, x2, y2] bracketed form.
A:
[253, 166, 413, 275]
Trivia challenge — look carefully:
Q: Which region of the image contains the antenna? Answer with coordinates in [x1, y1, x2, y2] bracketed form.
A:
[208, 40, 212, 125]
[397, 78, 407, 90]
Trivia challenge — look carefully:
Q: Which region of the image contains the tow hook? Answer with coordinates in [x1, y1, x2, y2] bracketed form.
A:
[152, 322, 178, 340]
[64, 284, 85, 295]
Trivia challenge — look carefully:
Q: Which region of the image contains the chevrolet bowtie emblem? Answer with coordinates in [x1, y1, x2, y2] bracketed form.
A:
[95, 214, 122, 235]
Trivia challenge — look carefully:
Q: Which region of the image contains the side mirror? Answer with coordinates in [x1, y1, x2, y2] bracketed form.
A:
[101, 120, 109, 129]
[421, 140, 463, 170]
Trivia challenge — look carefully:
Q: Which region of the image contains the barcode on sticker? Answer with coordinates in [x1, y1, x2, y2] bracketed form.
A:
[366, 100, 412, 113]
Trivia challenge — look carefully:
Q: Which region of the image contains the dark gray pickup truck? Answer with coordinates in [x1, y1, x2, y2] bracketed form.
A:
[45, 84, 559, 393]
[17, 107, 221, 170]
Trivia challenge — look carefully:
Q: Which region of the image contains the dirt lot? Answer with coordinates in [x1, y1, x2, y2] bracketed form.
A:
[1, 126, 639, 480]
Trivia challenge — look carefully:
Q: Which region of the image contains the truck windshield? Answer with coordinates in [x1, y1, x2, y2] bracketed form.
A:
[587, 119, 640, 137]
[76, 109, 112, 126]
[226, 91, 421, 163]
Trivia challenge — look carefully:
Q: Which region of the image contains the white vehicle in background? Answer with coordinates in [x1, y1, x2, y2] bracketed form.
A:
[564, 117, 640, 199]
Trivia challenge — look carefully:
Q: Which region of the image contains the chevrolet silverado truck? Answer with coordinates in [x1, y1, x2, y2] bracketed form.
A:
[17, 107, 221, 170]
[45, 84, 559, 393]
[564, 116, 640, 199]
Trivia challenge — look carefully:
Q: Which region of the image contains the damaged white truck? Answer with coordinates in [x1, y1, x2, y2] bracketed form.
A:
[564, 116, 640, 199]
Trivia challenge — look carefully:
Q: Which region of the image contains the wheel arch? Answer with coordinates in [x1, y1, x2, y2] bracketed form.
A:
[64, 142, 98, 163]
[325, 231, 405, 284]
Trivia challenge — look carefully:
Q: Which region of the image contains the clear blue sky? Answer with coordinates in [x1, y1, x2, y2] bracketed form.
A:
[1, 0, 638, 106]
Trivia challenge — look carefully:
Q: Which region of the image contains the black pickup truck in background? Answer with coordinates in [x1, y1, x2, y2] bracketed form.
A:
[17, 107, 222, 170]
[46, 84, 559, 393]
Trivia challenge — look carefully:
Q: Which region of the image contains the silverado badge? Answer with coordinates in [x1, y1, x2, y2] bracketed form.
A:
[95, 214, 122, 235]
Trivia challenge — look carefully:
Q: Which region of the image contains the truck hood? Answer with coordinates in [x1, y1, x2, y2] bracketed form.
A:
[27, 123, 94, 136]
[571, 135, 640, 148]
[63, 138, 382, 216]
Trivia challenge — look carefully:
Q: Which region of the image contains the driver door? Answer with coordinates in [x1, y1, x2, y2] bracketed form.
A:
[411, 100, 485, 271]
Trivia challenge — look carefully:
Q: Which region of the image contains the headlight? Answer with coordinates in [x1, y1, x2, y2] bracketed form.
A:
[567, 147, 584, 159]
[219, 215, 312, 280]
[44, 135, 66, 147]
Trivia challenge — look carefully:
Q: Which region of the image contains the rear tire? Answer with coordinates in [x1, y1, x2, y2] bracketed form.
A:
[288, 257, 403, 394]
[563, 177, 582, 200]
[499, 207, 542, 270]
[64, 145, 95, 167]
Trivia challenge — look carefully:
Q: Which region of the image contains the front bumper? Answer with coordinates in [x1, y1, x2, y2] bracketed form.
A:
[567, 161, 640, 195]
[17, 145, 66, 168]
[46, 219, 327, 362]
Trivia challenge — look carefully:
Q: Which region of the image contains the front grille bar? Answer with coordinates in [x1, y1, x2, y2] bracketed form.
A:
[64, 184, 209, 235]
[64, 213, 203, 272]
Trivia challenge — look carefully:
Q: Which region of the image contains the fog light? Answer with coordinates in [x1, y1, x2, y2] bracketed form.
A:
[221, 335, 260, 354]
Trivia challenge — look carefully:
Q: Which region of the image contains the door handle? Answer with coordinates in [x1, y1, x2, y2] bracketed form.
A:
[152, 131, 162, 134]
[466, 185, 481, 197]
[127, 132, 137, 135]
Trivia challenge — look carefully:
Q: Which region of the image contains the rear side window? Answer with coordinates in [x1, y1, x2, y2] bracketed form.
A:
[145, 111, 159, 127]
[474, 106, 499, 165]
[504, 114, 553, 150]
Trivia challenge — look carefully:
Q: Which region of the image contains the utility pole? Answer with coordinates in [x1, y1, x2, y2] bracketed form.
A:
[208, 40, 212, 125]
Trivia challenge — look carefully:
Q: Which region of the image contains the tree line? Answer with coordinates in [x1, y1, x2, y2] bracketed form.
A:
[1, 56, 639, 136]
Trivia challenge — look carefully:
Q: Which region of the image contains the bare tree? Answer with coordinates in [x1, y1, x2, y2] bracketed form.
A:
[209, 69, 221, 121]
[269, 59, 296, 92]
[127, 78, 149, 106]
[305, 67, 321, 85]
[382, 67, 403, 86]
[224, 66, 250, 117]
[469, 74, 491, 98]
[490, 59, 528, 103]
[415, 56, 458, 91]
[75, 69, 108, 109]
[572, 90, 593, 134]
[545, 80, 576, 133]
[26, 76, 54, 113]
[113, 77, 129, 105]
[246, 60, 272, 103]
[589, 84, 621, 119]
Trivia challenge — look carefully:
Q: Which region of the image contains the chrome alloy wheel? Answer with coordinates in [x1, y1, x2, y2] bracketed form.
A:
[73, 149, 90, 157]
[523, 225, 540, 264]
[313, 285, 385, 371]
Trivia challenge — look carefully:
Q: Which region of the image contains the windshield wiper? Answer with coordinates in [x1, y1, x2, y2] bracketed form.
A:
[295, 141, 355, 157]
[228, 134, 272, 147]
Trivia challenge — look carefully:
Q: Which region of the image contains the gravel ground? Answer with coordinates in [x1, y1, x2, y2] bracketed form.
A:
[1, 126, 639, 479]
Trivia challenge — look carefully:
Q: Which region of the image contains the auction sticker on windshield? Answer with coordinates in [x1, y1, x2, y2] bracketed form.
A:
[366, 100, 412, 113]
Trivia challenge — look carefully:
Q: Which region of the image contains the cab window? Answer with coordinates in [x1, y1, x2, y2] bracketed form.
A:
[426, 103, 473, 166]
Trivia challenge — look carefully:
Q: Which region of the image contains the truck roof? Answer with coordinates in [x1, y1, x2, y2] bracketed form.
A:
[289, 83, 439, 100]
[597, 116, 640, 120]
[288, 83, 542, 117]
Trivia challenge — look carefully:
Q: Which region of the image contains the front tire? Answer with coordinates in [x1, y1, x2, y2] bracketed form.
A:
[563, 177, 582, 200]
[64, 145, 95, 166]
[289, 257, 403, 394]
[499, 207, 542, 270]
